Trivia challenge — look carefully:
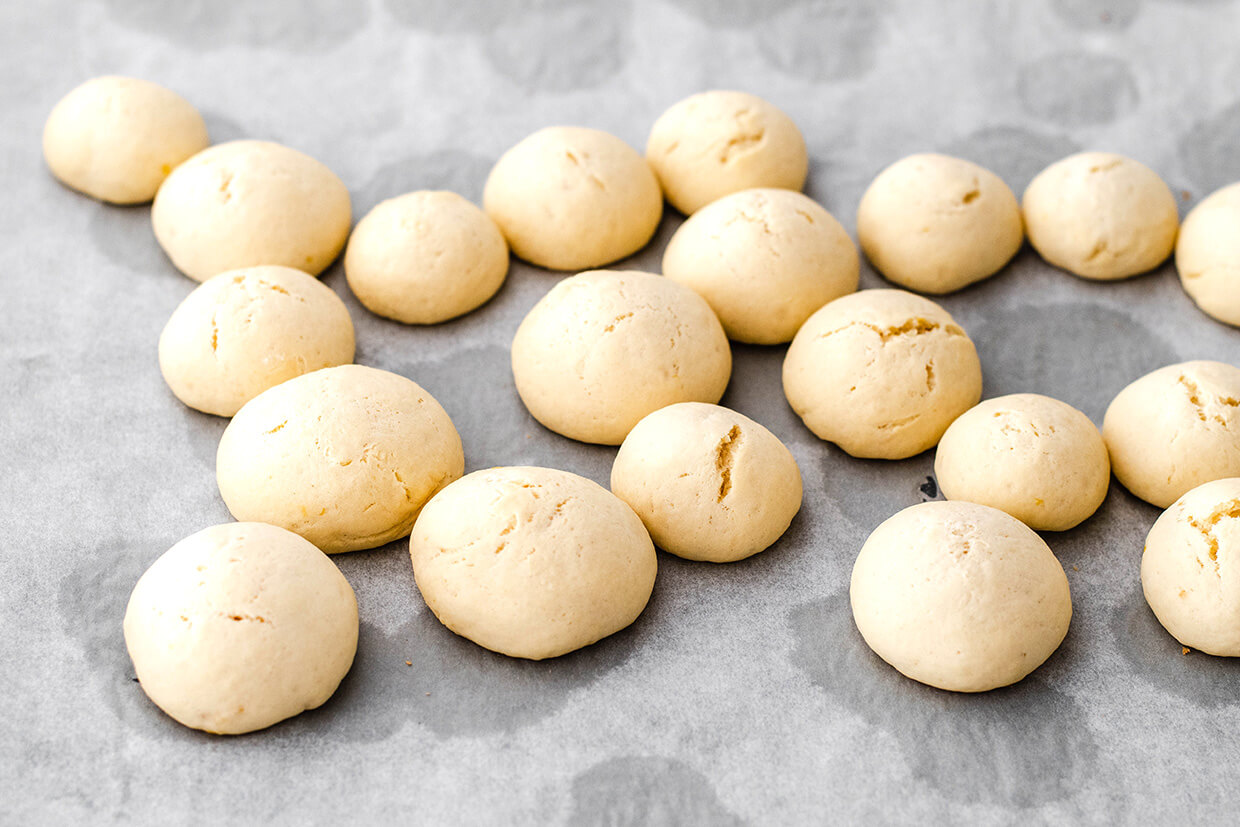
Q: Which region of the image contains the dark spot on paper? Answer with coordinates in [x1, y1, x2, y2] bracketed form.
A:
[788, 592, 1106, 807]
[1018, 52, 1138, 126]
[919, 476, 939, 500]
[283, 542, 649, 741]
[943, 126, 1080, 194]
[757, 0, 886, 82]
[400, 345, 616, 484]
[969, 302, 1177, 422]
[1180, 100, 1240, 195]
[56, 541, 181, 732]
[100, 0, 367, 52]
[354, 149, 493, 214]
[568, 756, 748, 826]
[1111, 584, 1240, 706]
[482, 1, 631, 93]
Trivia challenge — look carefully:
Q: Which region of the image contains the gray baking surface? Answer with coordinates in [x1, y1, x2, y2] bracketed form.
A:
[4, 0, 1240, 823]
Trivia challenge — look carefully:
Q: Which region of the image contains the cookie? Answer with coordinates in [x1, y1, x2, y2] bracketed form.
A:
[1023, 152, 1178, 280]
[1142, 477, 1240, 656]
[152, 140, 352, 281]
[123, 522, 358, 734]
[611, 402, 802, 562]
[934, 393, 1110, 531]
[410, 466, 657, 660]
[850, 501, 1072, 692]
[1103, 360, 1240, 508]
[1176, 182, 1240, 327]
[216, 365, 464, 553]
[511, 269, 732, 445]
[43, 75, 209, 204]
[158, 265, 355, 417]
[345, 190, 508, 325]
[483, 126, 662, 271]
[857, 153, 1023, 294]
[782, 289, 982, 459]
[661, 188, 859, 344]
[646, 90, 808, 215]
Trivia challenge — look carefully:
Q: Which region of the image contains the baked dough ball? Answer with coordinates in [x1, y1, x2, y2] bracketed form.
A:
[43, 76, 209, 204]
[123, 522, 358, 734]
[1103, 361, 1240, 509]
[646, 90, 808, 215]
[610, 402, 802, 562]
[934, 394, 1110, 531]
[1142, 477, 1240, 656]
[1022, 152, 1178, 280]
[851, 500, 1072, 692]
[661, 188, 859, 344]
[344, 190, 508, 324]
[782, 289, 982, 459]
[857, 154, 1023, 294]
[217, 364, 464, 553]
[511, 270, 732, 445]
[152, 140, 352, 281]
[1177, 182, 1240, 327]
[483, 127, 661, 271]
[158, 265, 355, 417]
[410, 466, 657, 660]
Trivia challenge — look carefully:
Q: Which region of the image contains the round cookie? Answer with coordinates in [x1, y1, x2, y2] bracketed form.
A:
[850, 500, 1072, 693]
[123, 522, 358, 734]
[152, 140, 352, 281]
[159, 265, 355, 417]
[857, 154, 1024, 294]
[934, 394, 1110, 531]
[511, 269, 732, 445]
[217, 364, 464, 553]
[43, 76, 209, 204]
[782, 289, 982, 459]
[483, 126, 662, 271]
[1103, 360, 1240, 509]
[646, 90, 808, 215]
[410, 466, 657, 660]
[1022, 151, 1178, 280]
[1177, 182, 1240, 327]
[1142, 477, 1240, 656]
[345, 190, 509, 325]
[611, 402, 802, 562]
[661, 188, 859, 344]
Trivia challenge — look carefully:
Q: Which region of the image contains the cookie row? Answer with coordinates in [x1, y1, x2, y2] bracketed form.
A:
[43, 76, 1240, 733]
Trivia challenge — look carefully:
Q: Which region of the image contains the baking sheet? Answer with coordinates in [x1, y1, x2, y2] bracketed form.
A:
[4, 0, 1240, 823]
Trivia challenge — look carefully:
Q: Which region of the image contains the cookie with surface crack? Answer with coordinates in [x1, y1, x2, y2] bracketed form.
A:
[646, 90, 808, 215]
[483, 127, 661, 271]
[1104, 361, 1240, 508]
[410, 466, 657, 660]
[124, 522, 358, 734]
[782, 289, 982, 459]
[1142, 477, 1240, 656]
[611, 402, 802, 562]
[1023, 151, 1178, 281]
[662, 188, 858, 344]
[159, 265, 355, 417]
[216, 365, 463, 553]
[511, 270, 731, 445]
[857, 153, 1023, 294]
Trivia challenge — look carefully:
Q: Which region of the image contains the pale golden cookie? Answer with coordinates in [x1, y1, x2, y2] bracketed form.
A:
[410, 466, 657, 660]
[123, 522, 358, 734]
[217, 365, 463, 553]
[851, 501, 1072, 692]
